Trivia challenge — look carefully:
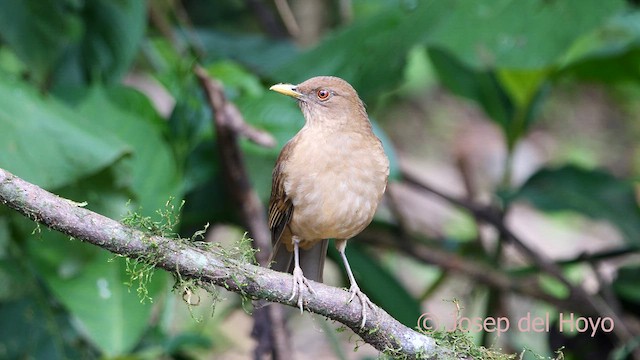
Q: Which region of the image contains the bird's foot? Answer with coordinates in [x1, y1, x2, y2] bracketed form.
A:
[289, 267, 315, 313]
[347, 284, 376, 329]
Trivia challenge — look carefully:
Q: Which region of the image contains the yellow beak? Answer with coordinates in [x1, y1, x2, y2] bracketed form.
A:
[269, 83, 302, 99]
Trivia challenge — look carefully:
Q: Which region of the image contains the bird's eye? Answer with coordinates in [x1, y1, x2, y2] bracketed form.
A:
[316, 89, 331, 101]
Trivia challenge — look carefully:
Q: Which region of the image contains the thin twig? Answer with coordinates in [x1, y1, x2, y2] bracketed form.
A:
[273, 0, 300, 38]
[361, 227, 570, 309]
[512, 248, 639, 272]
[400, 166, 637, 345]
[194, 64, 275, 255]
[194, 65, 283, 359]
[455, 149, 509, 347]
[0, 167, 452, 359]
[195, 66, 276, 149]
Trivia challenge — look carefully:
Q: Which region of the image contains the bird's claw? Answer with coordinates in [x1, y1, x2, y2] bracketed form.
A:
[347, 284, 376, 328]
[290, 267, 315, 313]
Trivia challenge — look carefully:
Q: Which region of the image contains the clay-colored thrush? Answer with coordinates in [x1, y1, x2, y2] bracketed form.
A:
[268, 76, 389, 327]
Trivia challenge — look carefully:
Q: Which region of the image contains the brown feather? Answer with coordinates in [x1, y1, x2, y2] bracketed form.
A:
[267, 76, 389, 286]
[268, 141, 294, 235]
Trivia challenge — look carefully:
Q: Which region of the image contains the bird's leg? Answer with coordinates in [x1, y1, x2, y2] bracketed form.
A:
[336, 239, 376, 328]
[289, 236, 315, 312]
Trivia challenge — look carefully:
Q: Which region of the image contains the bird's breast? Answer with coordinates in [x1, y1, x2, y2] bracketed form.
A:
[284, 129, 389, 242]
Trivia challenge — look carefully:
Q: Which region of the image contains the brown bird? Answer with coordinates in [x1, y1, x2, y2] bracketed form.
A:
[268, 76, 390, 328]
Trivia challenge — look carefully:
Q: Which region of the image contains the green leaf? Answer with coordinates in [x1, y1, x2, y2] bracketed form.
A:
[559, 11, 640, 82]
[73, 87, 182, 215]
[205, 61, 267, 98]
[426, 0, 626, 69]
[269, 4, 427, 104]
[0, 78, 129, 189]
[538, 274, 570, 300]
[8, 164, 167, 356]
[0, 295, 96, 359]
[0, 0, 146, 87]
[0, 47, 28, 78]
[429, 48, 554, 150]
[613, 265, 640, 306]
[194, 30, 298, 77]
[76, 0, 146, 84]
[328, 242, 421, 327]
[0, 0, 83, 85]
[509, 165, 640, 244]
[266, 0, 625, 103]
[428, 48, 516, 142]
[28, 235, 166, 356]
[560, 11, 640, 68]
[496, 69, 550, 110]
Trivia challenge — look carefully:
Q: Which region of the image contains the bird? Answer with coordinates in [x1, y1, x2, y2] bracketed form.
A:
[267, 76, 390, 328]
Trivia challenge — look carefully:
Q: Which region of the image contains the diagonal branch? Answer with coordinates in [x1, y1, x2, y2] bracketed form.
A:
[0, 167, 452, 360]
[400, 166, 637, 345]
[360, 227, 565, 308]
[194, 64, 274, 260]
[193, 65, 287, 360]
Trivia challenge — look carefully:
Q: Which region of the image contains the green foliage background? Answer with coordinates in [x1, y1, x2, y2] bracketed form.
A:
[0, 0, 639, 358]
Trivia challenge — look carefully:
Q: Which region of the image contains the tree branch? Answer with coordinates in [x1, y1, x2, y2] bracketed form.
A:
[400, 166, 637, 345]
[360, 227, 565, 308]
[194, 65, 288, 360]
[0, 167, 452, 359]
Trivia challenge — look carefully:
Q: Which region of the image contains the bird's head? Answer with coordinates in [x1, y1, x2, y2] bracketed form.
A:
[270, 76, 370, 132]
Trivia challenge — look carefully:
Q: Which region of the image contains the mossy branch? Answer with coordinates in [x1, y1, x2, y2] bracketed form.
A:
[0, 167, 458, 359]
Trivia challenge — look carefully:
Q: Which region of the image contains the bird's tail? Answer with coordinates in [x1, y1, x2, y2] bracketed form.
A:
[269, 238, 329, 283]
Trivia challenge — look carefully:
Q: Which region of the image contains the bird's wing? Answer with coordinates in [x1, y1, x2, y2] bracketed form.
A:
[268, 148, 293, 246]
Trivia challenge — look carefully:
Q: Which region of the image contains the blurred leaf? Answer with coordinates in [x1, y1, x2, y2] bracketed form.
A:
[166, 80, 211, 174]
[262, 0, 626, 154]
[509, 165, 640, 244]
[269, 5, 429, 104]
[328, 242, 421, 327]
[0, 77, 177, 358]
[0, 47, 27, 78]
[164, 332, 213, 354]
[613, 265, 640, 306]
[538, 275, 570, 300]
[77, 0, 146, 83]
[103, 86, 167, 130]
[74, 87, 182, 214]
[372, 119, 401, 181]
[0, 223, 99, 359]
[0, 0, 146, 88]
[28, 234, 166, 357]
[402, 45, 438, 93]
[560, 11, 640, 82]
[497, 69, 550, 110]
[205, 60, 265, 98]
[0, 0, 82, 85]
[0, 78, 129, 189]
[8, 162, 168, 357]
[563, 47, 640, 83]
[560, 11, 640, 69]
[268, 0, 625, 105]
[0, 295, 98, 359]
[194, 30, 297, 77]
[428, 48, 517, 143]
[427, 0, 626, 69]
